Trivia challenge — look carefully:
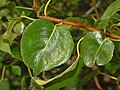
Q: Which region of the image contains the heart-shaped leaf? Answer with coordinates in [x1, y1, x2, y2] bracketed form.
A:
[80, 31, 114, 67]
[34, 37, 83, 85]
[21, 19, 74, 76]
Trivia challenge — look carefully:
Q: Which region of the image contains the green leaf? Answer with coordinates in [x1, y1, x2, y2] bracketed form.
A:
[34, 38, 83, 85]
[79, 70, 100, 88]
[0, 79, 10, 90]
[2, 19, 23, 45]
[11, 65, 21, 76]
[21, 19, 74, 76]
[2, 19, 16, 40]
[0, 51, 5, 62]
[21, 76, 31, 90]
[0, 39, 12, 55]
[80, 31, 114, 67]
[0, 0, 10, 8]
[45, 58, 83, 90]
[0, 8, 10, 17]
[105, 62, 120, 74]
[98, 0, 120, 31]
[13, 22, 24, 35]
[11, 43, 22, 60]
[0, 19, 2, 30]
[117, 76, 120, 85]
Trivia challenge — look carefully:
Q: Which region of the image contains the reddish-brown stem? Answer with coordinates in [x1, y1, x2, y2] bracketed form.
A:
[38, 15, 120, 39]
[94, 76, 103, 90]
[92, 0, 99, 19]
[32, 0, 40, 16]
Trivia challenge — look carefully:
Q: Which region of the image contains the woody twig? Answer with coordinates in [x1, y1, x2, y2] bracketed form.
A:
[38, 15, 120, 39]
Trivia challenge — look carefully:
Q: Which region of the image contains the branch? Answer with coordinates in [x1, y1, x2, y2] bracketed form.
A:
[38, 15, 120, 39]
[94, 76, 103, 90]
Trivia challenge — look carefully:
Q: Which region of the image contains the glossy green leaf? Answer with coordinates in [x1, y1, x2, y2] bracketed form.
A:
[0, 39, 12, 55]
[80, 31, 114, 67]
[98, 0, 120, 31]
[0, 79, 10, 90]
[21, 19, 74, 76]
[34, 38, 83, 85]
[11, 65, 21, 76]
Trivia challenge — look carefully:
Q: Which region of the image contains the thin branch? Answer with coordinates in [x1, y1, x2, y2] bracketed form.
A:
[38, 15, 120, 39]
[94, 76, 103, 90]
[92, 0, 99, 19]
[84, 0, 101, 17]
[16, 6, 34, 10]
[1, 66, 6, 81]
[33, 0, 40, 15]
[28, 68, 32, 78]
[44, 0, 51, 16]
[100, 72, 117, 80]
[38, 15, 96, 31]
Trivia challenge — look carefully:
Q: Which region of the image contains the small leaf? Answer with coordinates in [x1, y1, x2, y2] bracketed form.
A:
[2, 19, 23, 45]
[11, 65, 21, 76]
[21, 76, 31, 90]
[0, 79, 10, 90]
[80, 31, 114, 67]
[3, 19, 15, 38]
[0, 39, 12, 55]
[105, 62, 120, 74]
[13, 22, 24, 35]
[98, 0, 120, 31]
[79, 71, 100, 88]
[11, 43, 22, 60]
[117, 76, 120, 85]
[0, 8, 10, 17]
[0, 51, 5, 62]
[21, 19, 74, 76]
[0, 0, 10, 8]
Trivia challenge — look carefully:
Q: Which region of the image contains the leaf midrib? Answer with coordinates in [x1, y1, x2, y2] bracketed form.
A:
[35, 25, 57, 65]
[93, 38, 107, 62]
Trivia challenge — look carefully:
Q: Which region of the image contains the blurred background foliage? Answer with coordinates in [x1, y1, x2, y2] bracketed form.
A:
[0, 0, 120, 90]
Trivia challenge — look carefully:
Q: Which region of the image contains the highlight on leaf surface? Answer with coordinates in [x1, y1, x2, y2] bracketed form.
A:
[80, 31, 114, 67]
[21, 18, 74, 76]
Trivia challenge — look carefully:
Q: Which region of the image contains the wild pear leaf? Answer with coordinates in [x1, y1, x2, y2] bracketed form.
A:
[0, 79, 10, 90]
[0, 39, 12, 55]
[80, 31, 114, 67]
[21, 19, 74, 76]
[98, 0, 120, 31]
[11, 65, 21, 76]
[34, 38, 83, 85]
